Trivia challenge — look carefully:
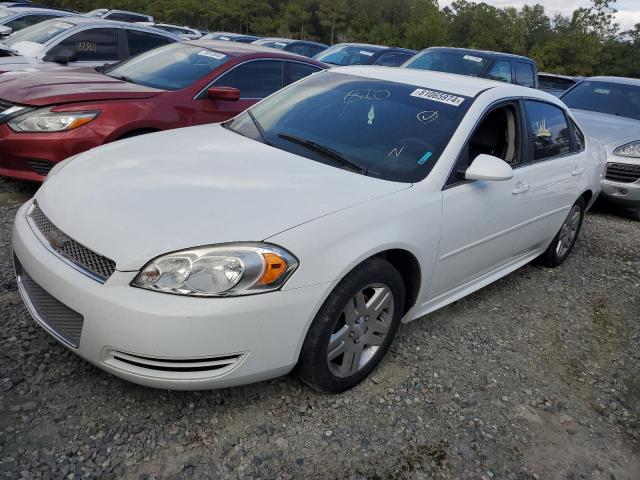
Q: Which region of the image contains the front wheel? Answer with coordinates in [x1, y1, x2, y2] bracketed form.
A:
[298, 257, 405, 393]
[537, 197, 586, 267]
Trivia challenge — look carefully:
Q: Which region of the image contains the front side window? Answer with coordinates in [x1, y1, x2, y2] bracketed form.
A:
[314, 45, 381, 66]
[524, 100, 571, 161]
[126, 29, 172, 57]
[4, 19, 73, 48]
[487, 61, 511, 83]
[107, 43, 229, 90]
[561, 80, 640, 121]
[107, 13, 147, 23]
[213, 60, 284, 99]
[403, 50, 489, 77]
[48, 28, 120, 62]
[225, 72, 473, 183]
[514, 62, 535, 88]
[6, 14, 56, 31]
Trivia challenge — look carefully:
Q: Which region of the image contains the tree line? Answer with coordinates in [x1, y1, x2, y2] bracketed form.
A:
[44, 0, 640, 77]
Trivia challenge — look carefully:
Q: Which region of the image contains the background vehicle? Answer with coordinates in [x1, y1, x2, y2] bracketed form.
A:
[0, 17, 179, 73]
[562, 76, 640, 219]
[538, 73, 579, 97]
[252, 37, 327, 58]
[203, 32, 260, 43]
[12, 68, 602, 393]
[314, 43, 416, 67]
[403, 47, 539, 88]
[151, 23, 202, 40]
[0, 40, 327, 181]
[84, 9, 152, 23]
[0, 6, 74, 37]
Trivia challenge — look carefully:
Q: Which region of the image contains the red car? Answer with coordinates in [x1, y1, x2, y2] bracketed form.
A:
[0, 41, 327, 181]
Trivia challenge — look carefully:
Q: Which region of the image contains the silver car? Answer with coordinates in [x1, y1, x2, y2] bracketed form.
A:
[0, 6, 75, 37]
[0, 17, 179, 72]
[562, 77, 640, 219]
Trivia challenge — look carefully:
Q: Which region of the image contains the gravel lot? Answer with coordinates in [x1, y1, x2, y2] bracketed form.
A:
[0, 176, 638, 480]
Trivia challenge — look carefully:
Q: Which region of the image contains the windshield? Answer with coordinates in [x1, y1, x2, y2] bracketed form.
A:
[253, 39, 289, 50]
[314, 45, 381, 66]
[4, 19, 72, 47]
[562, 80, 640, 121]
[106, 43, 230, 91]
[225, 72, 472, 183]
[403, 50, 489, 77]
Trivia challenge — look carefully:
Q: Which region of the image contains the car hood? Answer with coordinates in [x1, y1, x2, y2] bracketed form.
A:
[0, 69, 163, 105]
[571, 109, 640, 148]
[37, 124, 410, 270]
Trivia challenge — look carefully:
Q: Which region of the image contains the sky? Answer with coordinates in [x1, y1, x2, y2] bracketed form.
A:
[439, 0, 640, 30]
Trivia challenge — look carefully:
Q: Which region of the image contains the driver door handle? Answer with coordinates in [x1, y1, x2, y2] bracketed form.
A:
[512, 182, 530, 195]
[571, 166, 585, 176]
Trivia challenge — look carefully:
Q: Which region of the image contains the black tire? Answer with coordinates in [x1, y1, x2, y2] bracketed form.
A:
[298, 257, 405, 393]
[537, 197, 586, 268]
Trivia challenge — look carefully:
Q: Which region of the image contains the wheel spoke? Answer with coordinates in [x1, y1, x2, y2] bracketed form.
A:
[339, 343, 363, 377]
[367, 287, 392, 318]
[354, 291, 368, 315]
[342, 300, 358, 327]
[365, 331, 386, 346]
[327, 325, 349, 361]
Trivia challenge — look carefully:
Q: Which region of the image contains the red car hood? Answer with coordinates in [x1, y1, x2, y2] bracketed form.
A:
[0, 69, 163, 106]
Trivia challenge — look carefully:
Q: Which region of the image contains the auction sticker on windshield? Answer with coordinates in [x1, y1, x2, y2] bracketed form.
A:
[198, 51, 226, 60]
[410, 88, 466, 107]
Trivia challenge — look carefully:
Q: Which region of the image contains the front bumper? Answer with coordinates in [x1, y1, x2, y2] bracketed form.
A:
[12, 202, 329, 389]
[0, 124, 104, 182]
[601, 178, 640, 208]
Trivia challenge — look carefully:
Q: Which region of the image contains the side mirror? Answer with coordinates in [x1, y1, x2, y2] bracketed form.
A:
[207, 86, 240, 102]
[465, 154, 514, 182]
[0, 26, 12, 37]
[43, 48, 78, 64]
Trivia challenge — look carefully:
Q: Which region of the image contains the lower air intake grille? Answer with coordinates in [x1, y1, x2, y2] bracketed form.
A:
[29, 201, 116, 282]
[606, 163, 640, 183]
[15, 256, 84, 348]
[26, 160, 55, 177]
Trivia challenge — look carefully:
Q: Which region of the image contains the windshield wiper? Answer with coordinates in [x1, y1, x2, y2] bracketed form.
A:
[247, 110, 272, 146]
[107, 73, 134, 84]
[277, 133, 368, 175]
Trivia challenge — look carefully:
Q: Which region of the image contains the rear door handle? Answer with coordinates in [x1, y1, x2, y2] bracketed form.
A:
[512, 182, 530, 195]
[571, 166, 585, 176]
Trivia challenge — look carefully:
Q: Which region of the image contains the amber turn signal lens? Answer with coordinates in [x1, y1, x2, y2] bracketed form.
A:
[258, 253, 287, 285]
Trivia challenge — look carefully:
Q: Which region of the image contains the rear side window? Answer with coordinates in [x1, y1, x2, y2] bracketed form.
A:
[486, 61, 511, 83]
[287, 44, 309, 56]
[213, 60, 284, 99]
[524, 100, 571, 161]
[48, 28, 120, 62]
[127, 30, 172, 57]
[285, 61, 321, 85]
[107, 13, 147, 23]
[514, 62, 535, 88]
[397, 53, 413, 65]
[308, 44, 326, 57]
[374, 52, 397, 67]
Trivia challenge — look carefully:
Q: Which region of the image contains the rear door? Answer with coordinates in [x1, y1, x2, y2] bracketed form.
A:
[193, 59, 284, 125]
[513, 62, 536, 88]
[516, 100, 587, 252]
[124, 28, 174, 58]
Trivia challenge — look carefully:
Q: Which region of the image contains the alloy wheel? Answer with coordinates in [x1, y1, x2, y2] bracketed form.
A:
[556, 205, 582, 258]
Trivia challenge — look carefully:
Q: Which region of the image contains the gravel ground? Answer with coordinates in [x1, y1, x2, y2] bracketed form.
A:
[0, 176, 638, 480]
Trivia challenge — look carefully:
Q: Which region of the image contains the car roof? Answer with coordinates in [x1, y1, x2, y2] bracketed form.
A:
[185, 39, 328, 63]
[422, 46, 534, 62]
[48, 16, 174, 32]
[584, 76, 640, 86]
[210, 32, 257, 38]
[255, 37, 327, 47]
[1, 6, 70, 13]
[331, 43, 416, 54]
[330, 65, 544, 98]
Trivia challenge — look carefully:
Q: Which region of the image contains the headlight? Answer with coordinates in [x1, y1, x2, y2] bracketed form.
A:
[8, 108, 99, 132]
[613, 140, 640, 158]
[131, 243, 299, 297]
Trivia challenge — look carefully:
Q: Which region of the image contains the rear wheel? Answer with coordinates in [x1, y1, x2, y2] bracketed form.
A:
[537, 197, 586, 267]
[298, 257, 405, 393]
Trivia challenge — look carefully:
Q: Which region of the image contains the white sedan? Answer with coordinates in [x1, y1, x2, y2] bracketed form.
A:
[13, 67, 605, 393]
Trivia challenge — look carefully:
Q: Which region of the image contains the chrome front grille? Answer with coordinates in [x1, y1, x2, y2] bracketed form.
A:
[29, 202, 116, 282]
[14, 256, 84, 349]
[606, 163, 640, 183]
